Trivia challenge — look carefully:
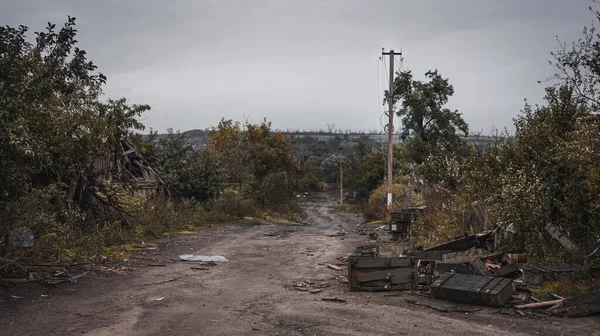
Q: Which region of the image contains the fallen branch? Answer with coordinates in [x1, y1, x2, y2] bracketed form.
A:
[138, 278, 178, 287]
[515, 299, 564, 309]
[42, 271, 89, 285]
[0, 278, 30, 285]
[322, 297, 346, 303]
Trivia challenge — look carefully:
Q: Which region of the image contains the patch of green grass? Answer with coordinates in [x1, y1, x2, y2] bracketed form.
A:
[531, 279, 594, 297]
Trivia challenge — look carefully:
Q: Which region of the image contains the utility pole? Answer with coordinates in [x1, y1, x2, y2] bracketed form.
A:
[339, 161, 343, 204]
[382, 48, 399, 209]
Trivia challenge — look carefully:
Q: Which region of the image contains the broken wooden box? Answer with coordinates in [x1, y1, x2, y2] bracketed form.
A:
[430, 272, 515, 307]
[348, 256, 414, 291]
[350, 244, 380, 257]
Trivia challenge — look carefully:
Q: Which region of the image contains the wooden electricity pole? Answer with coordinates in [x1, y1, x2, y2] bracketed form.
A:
[339, 161, 343, 204]
[382, 48, 399, 209]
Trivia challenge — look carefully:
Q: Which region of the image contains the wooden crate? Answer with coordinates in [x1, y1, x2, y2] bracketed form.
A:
[430, 272, 515, 307]
[348, 256, 414, 291]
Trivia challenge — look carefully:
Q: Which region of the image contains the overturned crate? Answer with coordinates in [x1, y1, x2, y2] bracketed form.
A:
[348, 254, 415, 291]
[430, 272, 515, 307]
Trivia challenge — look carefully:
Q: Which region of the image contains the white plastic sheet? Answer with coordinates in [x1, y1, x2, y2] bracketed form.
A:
[178, 254, 229, 262]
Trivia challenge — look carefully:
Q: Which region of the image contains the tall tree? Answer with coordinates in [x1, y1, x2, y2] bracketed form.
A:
[389, 69, 469, 164]
[550, 0, 600, 112]
[0, 17, 149, 205]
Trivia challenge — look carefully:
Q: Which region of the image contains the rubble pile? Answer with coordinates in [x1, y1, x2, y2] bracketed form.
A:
[345, 232, 600, 317]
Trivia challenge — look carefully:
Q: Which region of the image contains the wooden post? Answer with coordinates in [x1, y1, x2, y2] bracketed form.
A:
[339, 162, 343, 204]
[382, 49, 397, 209]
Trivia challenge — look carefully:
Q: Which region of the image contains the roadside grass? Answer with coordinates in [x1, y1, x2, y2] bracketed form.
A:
[531, 279, 597, 297]
[1, 196, 302, 274]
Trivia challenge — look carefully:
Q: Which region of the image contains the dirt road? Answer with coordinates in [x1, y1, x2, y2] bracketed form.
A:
[1, 196, 599, 335]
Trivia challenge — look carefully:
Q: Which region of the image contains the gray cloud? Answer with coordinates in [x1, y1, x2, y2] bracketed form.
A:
[1, 0, 595, 133]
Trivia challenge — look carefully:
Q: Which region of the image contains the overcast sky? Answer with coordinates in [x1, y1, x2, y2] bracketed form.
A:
[1, 1, 595, 134]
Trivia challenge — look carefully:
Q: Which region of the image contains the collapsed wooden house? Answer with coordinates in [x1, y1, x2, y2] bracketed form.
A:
[92, 137, 165, 198]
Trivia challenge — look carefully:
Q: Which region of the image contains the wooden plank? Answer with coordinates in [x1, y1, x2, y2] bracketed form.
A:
[389, 258, 413, 268]
[443, 249, 491, 264]
[545, 223, 579, 252]
[470, 258, 491, 276]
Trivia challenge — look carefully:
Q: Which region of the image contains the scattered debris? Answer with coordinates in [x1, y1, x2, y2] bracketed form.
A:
[424, 227, 499, 252]
[178, 255, 229, 263]
[41, 271, 89, 285]
[335, 275, 349, 284]
[470, 258, 491, 277]
[309, 289, 323, 294]
[348, 226, 599, 318]
[326, 264, 342, 271]
[404, 299, 448, 313]
[350, 244, 379, 257]
[190, 266, 210, 271]
[442, 248, 491, 264]
[553, 291, 600, 317]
